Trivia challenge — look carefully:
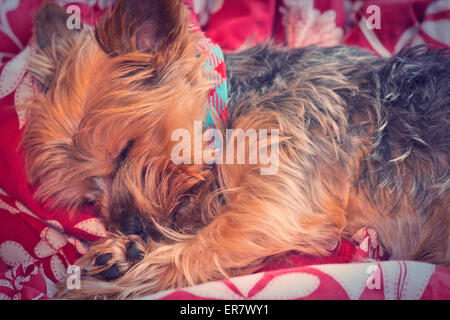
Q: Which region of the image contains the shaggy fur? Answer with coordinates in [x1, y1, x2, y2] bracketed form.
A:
[22, 1, 449, 299]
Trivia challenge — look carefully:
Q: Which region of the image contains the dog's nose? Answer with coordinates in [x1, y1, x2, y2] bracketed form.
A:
[118, 213, 164, 242]
[120, 214, 144, 236]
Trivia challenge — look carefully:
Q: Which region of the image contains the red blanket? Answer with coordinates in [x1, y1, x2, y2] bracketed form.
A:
[0, 0, 449, 300]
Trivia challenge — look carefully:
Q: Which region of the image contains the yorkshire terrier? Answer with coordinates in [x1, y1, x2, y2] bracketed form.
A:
[23, 0, 449, 299]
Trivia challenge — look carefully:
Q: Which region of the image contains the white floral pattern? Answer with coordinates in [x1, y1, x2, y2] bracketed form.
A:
[56, 0, 115, 10]
[0, 197, 85, 283]
[192, 0, 224, 26]
[281, 0, 344, 47]
[139, 261, 445, 300]
[0, 0, 22, 50]
[0, 45, 30, 99]
[74, 218, 107, 237]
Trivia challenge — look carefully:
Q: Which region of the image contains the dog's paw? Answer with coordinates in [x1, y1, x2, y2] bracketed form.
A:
[80, 234, 146, 281]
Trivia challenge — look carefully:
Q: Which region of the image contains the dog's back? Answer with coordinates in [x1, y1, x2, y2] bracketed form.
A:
[347, 46, 450, 265]
[224, 45, 450, 266]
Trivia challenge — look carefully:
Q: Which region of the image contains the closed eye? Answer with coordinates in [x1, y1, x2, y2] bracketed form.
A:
[118, 139, 135, 163]
[112, 139, 135, 178]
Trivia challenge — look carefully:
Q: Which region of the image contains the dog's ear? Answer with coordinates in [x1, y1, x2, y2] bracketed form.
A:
[95, 0, 189, 56]
[34, 3, 77, 51]
[31, 3, 83, 90]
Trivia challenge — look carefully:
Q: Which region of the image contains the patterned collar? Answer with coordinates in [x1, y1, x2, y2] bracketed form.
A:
[198, 39, 228, 131]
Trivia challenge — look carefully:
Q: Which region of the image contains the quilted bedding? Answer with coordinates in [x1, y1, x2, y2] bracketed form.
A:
[0, 0, 449, 300]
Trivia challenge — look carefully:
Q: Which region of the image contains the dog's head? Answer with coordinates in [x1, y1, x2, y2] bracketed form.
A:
[24, 0, 216, 237]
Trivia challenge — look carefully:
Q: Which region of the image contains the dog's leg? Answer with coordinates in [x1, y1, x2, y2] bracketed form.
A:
[56, 211, 306, 298]
[58, 171, 348, 299]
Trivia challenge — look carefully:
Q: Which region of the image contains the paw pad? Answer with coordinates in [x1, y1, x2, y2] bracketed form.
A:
[94, 253, 112, 266]
[82, 236, 146, 282]
[97, 263, 123, 281]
